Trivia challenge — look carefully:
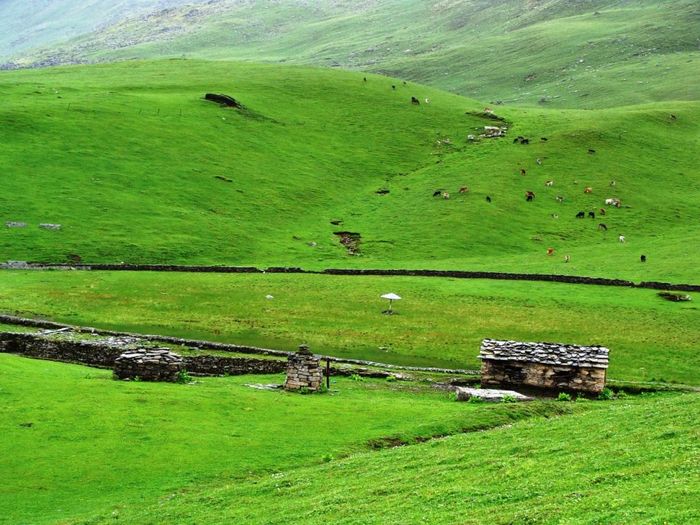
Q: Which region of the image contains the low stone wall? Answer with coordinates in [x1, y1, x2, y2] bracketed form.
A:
[0, 332, 286, 377]
[183, 355, 286, 376]
[2, 264, 698, 292]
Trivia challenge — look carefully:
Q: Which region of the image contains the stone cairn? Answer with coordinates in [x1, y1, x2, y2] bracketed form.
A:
[284, 344, 323, 392]
[114, 348, 184, 382]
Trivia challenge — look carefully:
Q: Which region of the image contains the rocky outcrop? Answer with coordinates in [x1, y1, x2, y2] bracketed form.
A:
[454, 387, 532, 402]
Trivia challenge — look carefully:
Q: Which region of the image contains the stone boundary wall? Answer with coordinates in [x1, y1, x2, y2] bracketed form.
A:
[0, 332, 286, 376]
[0, 315, 477, 375]
[1, 263, 698, 292]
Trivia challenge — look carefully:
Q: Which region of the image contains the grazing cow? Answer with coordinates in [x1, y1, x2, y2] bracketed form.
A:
[556, 195, 564, 203]
[598, 223, 608, 231]
[486, 195, 492, 203]
[522, 138, 530, 144]
[545, 180, 554, 187]
[670, 114, 677, 120]
[425, 98, 430, 104]
[433, 190, 442, 197]
[459, 186, 470, 194]
[392, 85, 396, 90]
[564, 255, 570, 263]
[599, 208, 606, 216]
[525, 191, 535, 201]
[520, 168, 527, 176]
[619, 234, 625, 243]
[541, 137, 548, 142]
[584, 187, 593, 194]
[588, 148, 596, 154]
[576, 211, 585, 219]
[588, 211, 595, 219]
[605, 198, 621, 208]
[442, 192, 450, 200]
[411, 96, 420, 105]
[537, 158, 543, 165]
[546, 248, 555, 256]
[610, 180, 616, 187]
[467, 134, 476, 141]
[551, 213, 559, 219]
[641, 254, 647, 263]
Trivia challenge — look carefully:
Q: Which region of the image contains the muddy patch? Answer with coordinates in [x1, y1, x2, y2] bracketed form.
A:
[334, 231, 361, 255]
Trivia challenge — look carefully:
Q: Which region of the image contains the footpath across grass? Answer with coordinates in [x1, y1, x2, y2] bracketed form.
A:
[0, 271, 698, 384]
[0, 354, 570, 525]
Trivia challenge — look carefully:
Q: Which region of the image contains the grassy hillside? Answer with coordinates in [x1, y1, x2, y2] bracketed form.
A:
[1, 60, 699, 280]
[0, 0, 192, 61]
[8, 0, 700, 109]
[0, 354, 569, 525]
[78, 391, 698, 525]
[1, 272, 698, 384]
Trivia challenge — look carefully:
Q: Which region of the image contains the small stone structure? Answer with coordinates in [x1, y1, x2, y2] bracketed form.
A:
[479, 339, 609, 394]
[284, 344, 323, 392]
[114, 348, 184, 382]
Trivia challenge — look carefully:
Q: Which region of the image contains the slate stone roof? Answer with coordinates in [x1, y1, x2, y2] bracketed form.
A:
[479, 339, 609, 369]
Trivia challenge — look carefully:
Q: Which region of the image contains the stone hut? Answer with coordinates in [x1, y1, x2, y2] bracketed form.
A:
[114, 348, 184, 382]
[284, 344, 323, 392]
[479, 339, 609, 394]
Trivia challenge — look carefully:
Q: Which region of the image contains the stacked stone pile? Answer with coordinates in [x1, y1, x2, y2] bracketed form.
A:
[114, 348, 184, 382]
[284, 344, 323, 392]
[479, 339, 609, 368]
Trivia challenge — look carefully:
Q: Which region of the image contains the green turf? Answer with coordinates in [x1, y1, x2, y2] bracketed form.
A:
[0, 353, 568, 525]
[77, 391, 698, 525]
[1, 271, 697, 384]
[1, 60, 698, 280]
[8, 1, 700, 110]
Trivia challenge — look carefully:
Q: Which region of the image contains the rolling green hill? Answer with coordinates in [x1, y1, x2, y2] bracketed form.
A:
[1, 60, 698, 280]
[6, 0, 700, 109]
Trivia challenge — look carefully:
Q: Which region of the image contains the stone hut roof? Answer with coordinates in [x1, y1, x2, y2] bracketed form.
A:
[479, 339, 609, 369]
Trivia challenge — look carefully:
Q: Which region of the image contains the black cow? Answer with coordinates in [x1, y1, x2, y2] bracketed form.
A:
[598, 223, 608, 231]
[588, 148, 596, 154]
[486, 196, 492, 203]
[588, 211, 596, 219]
[576, 211, 585, 219]
[433, 190, 442, 197]
[411, 96, 420, 105]
[641, 255, 647, 263]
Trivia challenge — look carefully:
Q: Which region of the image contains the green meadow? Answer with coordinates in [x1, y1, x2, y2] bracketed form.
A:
[0, 4, 699, 521]
[0, 271, 697, 385]
[1, 60, 698, 280]
[0, 354, 570, 525]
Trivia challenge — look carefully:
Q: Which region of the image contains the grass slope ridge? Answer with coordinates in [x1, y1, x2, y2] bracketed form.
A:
[76, 392, 700, 524]
[7, 0, 700, 109]
[1, 60, 699, 280]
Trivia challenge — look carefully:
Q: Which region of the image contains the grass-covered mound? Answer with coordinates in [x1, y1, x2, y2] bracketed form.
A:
[0, 354, 568, 525]
[76, 391, 700, 525]
[1, 271, 698, 384]
[1, 60, 698, 280]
